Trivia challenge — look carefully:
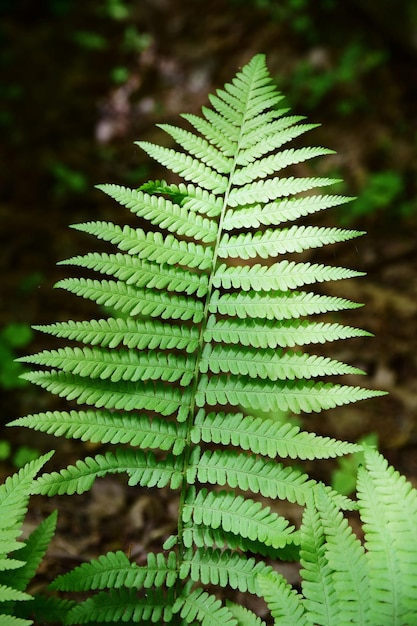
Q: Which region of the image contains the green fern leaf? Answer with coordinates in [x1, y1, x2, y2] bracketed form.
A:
[223, 194, 354, 229]
[2, 512, 57, 593]
[182, 487, 296, 549]
[33, 318, 199, 351]
[197, 375, 382, 414]
[192, 411, 361, 460]
[187, 448, 353, 509]
[218, 225, 363, 259]
[200, 344, 365, 380]
[213, 261, 363, 291]
[10, 411, 187, 454]
[60, 252, 209, 296]
[204, 316, 371, 348]
[55, 277, 204, 322]
[96, 184, 218, 242]
[21, 346, 196, 385]
[72, 221, 214, 268]
[32, 450, 183, 496]
[209, 289, 362, 320]
[22, 370, 188, 415]
[51, 550, 178, 592]
[180, 548, 271, 593]
[64, 587, 177, 624]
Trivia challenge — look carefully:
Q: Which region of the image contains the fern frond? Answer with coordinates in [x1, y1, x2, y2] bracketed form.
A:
[200, 344, 365, 380]
[223, 194, 354, 229]
[0, 615, 32, 626]
[51, 550, 178, 592]
[187, 449, 353, 509]
[204, 316, 371, 348]
[357, 449, 417, 625]
[228, 176, 338, 206]
[182, 487, 296, 549]
[33, 318, 199, 352]
[22, 370, 187, 415]
[232, 147, 335, 185]
[10, 411, 187, 454]
[197, 375, 382, 414]
[64, 587, 177, 625]
[192, 411, 361, 460]
[60, 252, 209, 296]
[213, 261, 363, 291]
[32, 450, 183, 496]
[139, 180, 223, 217]
[137, 141, 229, 192]
[21, 346, 196, 385]
[55, 278, 204, 322]
[218, 226, 363, 260]
[180, 548, 271, 593]
[96, 184, 218, 242]
[209, 289, 362, 320]
[257, 571, 307, 626]
[314, 486, 369, 624]
[157, 123, 234, 173]
[72, 221, 214, 269]
[2, 512, 57, 593]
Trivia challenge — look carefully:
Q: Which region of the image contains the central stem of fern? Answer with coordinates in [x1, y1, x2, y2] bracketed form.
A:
[174, 85, 254, 589]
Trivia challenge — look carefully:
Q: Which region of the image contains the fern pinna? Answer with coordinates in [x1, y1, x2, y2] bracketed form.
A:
[12, 54, 385, 624]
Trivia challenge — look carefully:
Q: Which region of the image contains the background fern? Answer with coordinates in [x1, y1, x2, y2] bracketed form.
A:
[11, 54, 387, 623]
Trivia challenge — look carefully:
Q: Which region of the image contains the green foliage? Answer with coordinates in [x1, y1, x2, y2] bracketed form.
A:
[10, 54, 414, 624]
[259, 448, 417, 625]
[0, 453, 57, 625]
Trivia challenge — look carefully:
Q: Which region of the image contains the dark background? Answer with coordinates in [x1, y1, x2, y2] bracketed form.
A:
[1, 0, 417, 593]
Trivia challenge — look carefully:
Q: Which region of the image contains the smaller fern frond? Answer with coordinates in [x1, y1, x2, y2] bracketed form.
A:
[313, 486, 369, 624]
[10, 411, 187, 454]
[357, 449, 417, 625]
[299, 502, 339, 626]
[192, 411, 361, 460]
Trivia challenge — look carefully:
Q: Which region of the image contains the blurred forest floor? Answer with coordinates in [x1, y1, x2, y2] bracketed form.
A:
[1, 0, 417, 608]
